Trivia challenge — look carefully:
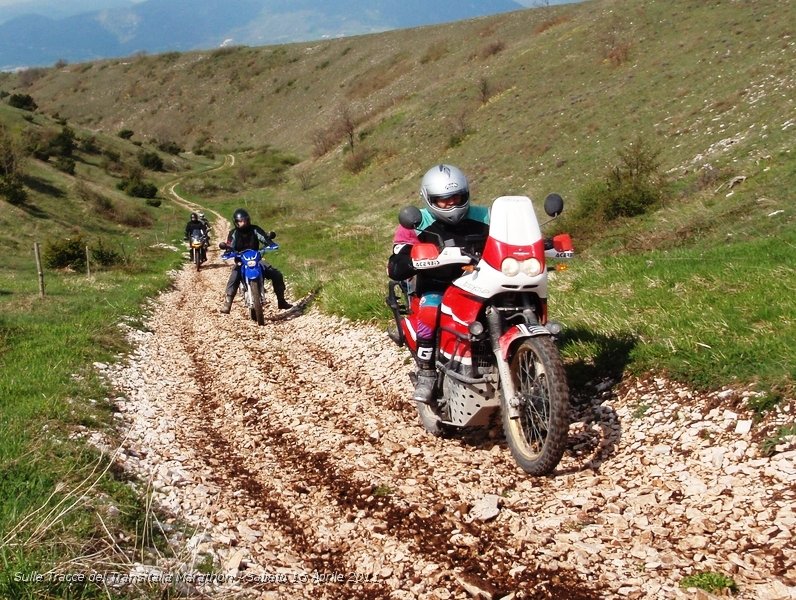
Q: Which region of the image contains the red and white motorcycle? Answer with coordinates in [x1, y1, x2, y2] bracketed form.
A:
[387, 193, 574, 475]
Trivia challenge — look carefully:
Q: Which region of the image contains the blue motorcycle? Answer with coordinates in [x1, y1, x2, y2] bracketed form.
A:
[221, 241, 279, 326]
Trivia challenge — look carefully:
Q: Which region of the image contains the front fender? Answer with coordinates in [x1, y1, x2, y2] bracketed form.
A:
[498, 323, 551, 360]
[241, 265, 262, 280]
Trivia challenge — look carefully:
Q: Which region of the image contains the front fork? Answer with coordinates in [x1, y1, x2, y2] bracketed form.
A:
[242, 279, 264, 308]
[486, 307, 521, 420]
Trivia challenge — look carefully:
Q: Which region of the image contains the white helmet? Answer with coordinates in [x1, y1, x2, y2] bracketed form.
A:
[420, 164, 470, 225]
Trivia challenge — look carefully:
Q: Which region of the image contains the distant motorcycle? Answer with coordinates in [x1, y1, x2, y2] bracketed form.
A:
[220, 240, 279, 326]
[188, 230, 209, 271]
[386, 194, 574, 476]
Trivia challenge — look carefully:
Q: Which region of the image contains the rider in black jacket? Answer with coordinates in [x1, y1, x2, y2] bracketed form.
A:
[219, 208, 293, 313]
[184, 212, 209, 262]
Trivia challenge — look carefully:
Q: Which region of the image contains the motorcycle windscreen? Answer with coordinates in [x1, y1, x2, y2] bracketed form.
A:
[488, 196, 542, 245]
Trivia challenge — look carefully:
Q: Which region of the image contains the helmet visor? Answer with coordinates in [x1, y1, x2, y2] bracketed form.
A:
[430, 193, 467, 209]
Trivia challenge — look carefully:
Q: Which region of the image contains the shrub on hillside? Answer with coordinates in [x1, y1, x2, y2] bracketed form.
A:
[157, 140, 184, 155]
[118, 129, 134, 140]
[49, 126, 76, 158]
[21, 128, 53, 161]
[54, 157, 76, 175]
[480, 40, 506, 59]
[0, 177, 26, 205]
[192, 136, 215, 158]
[78, 135, 100, 154]
[137, 150, 164, 171]
[91, 240, 122, 267]
[311, 127, 339, 158]
[343, 146, 375, 174]
[118, 177, 158, 199]
[0, 124, 27, 205]
[567, 137, 665, 239]
[44, 236, 123, 270]
[8, 93, 37, 111]
[44, 236, 86, 270]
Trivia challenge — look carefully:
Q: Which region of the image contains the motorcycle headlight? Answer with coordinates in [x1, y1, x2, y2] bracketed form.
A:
[246, 260, 257, 267]
[520, 258, 542, 276]
[501, 257, 520, 277]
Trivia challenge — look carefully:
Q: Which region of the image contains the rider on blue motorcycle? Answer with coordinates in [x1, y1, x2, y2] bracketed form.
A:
[387, 164, 490, 403]
[219, 208, 293, 314]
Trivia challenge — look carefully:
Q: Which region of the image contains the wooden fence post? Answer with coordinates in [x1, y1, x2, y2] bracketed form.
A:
[85, 245, 91, 278]
[33, 242, 45, 298]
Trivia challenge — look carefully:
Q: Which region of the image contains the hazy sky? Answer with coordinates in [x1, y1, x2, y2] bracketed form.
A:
[0, 0, 572, 12]
[0, 0, 142, 7]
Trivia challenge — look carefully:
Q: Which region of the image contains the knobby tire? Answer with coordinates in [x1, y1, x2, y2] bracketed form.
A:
[501, 336, 569, 476]
[249, 279, 265, 326]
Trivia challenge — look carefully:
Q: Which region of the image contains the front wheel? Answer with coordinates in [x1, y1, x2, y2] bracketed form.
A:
[193, 248, 201, 271]
[248, 279, 265, 326]
[501, 336, 569, 476]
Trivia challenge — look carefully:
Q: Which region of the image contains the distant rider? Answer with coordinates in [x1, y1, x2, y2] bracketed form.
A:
[184, 212, 209, 263]
[197, 212, 210, 232]
[387, 164, 490, 403]
[219, 208, 293, 314]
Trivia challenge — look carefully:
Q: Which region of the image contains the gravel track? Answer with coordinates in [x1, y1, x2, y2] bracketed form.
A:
[101, 219, 795, 600]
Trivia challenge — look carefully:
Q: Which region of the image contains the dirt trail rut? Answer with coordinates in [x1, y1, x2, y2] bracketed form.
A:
[103, 223, 795, 600]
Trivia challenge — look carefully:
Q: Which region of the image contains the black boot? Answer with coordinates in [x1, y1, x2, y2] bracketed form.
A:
[273, 280, 292, 309]
[413, 339, 436, 403]
[413, 367, 436, 403]
[220, 295, 233, 314]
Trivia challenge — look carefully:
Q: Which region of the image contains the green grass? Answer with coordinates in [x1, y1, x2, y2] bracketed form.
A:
[0, 239, 184, 596]
[555, 227, 796, 394]
[0, 104, 213, 597]
[680, 571, 738, 595]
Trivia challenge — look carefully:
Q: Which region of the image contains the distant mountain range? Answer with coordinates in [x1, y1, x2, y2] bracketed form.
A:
[0, 0, 568, 70]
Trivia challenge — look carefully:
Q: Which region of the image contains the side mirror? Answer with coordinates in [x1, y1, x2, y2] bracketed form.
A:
[398, 206, 422, 230]
[268, 231, 276, 239]
[544, 193, 564, 217]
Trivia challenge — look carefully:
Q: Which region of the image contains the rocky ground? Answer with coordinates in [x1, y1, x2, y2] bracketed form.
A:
[94, 233, 795, 600]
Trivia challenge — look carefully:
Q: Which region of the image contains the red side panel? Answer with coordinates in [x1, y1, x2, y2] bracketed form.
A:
[438, 288, 483, 362]
[401, 295, 422, 352]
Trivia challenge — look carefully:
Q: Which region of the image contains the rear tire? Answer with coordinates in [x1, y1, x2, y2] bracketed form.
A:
[501, 336, 569, 476]
[249, 279, 265, 326]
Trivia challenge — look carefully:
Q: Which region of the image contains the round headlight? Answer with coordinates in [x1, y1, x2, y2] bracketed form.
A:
[246, 260, 257, 267]
[520, 258, 542, 276]
[501, 257, 520, 277]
